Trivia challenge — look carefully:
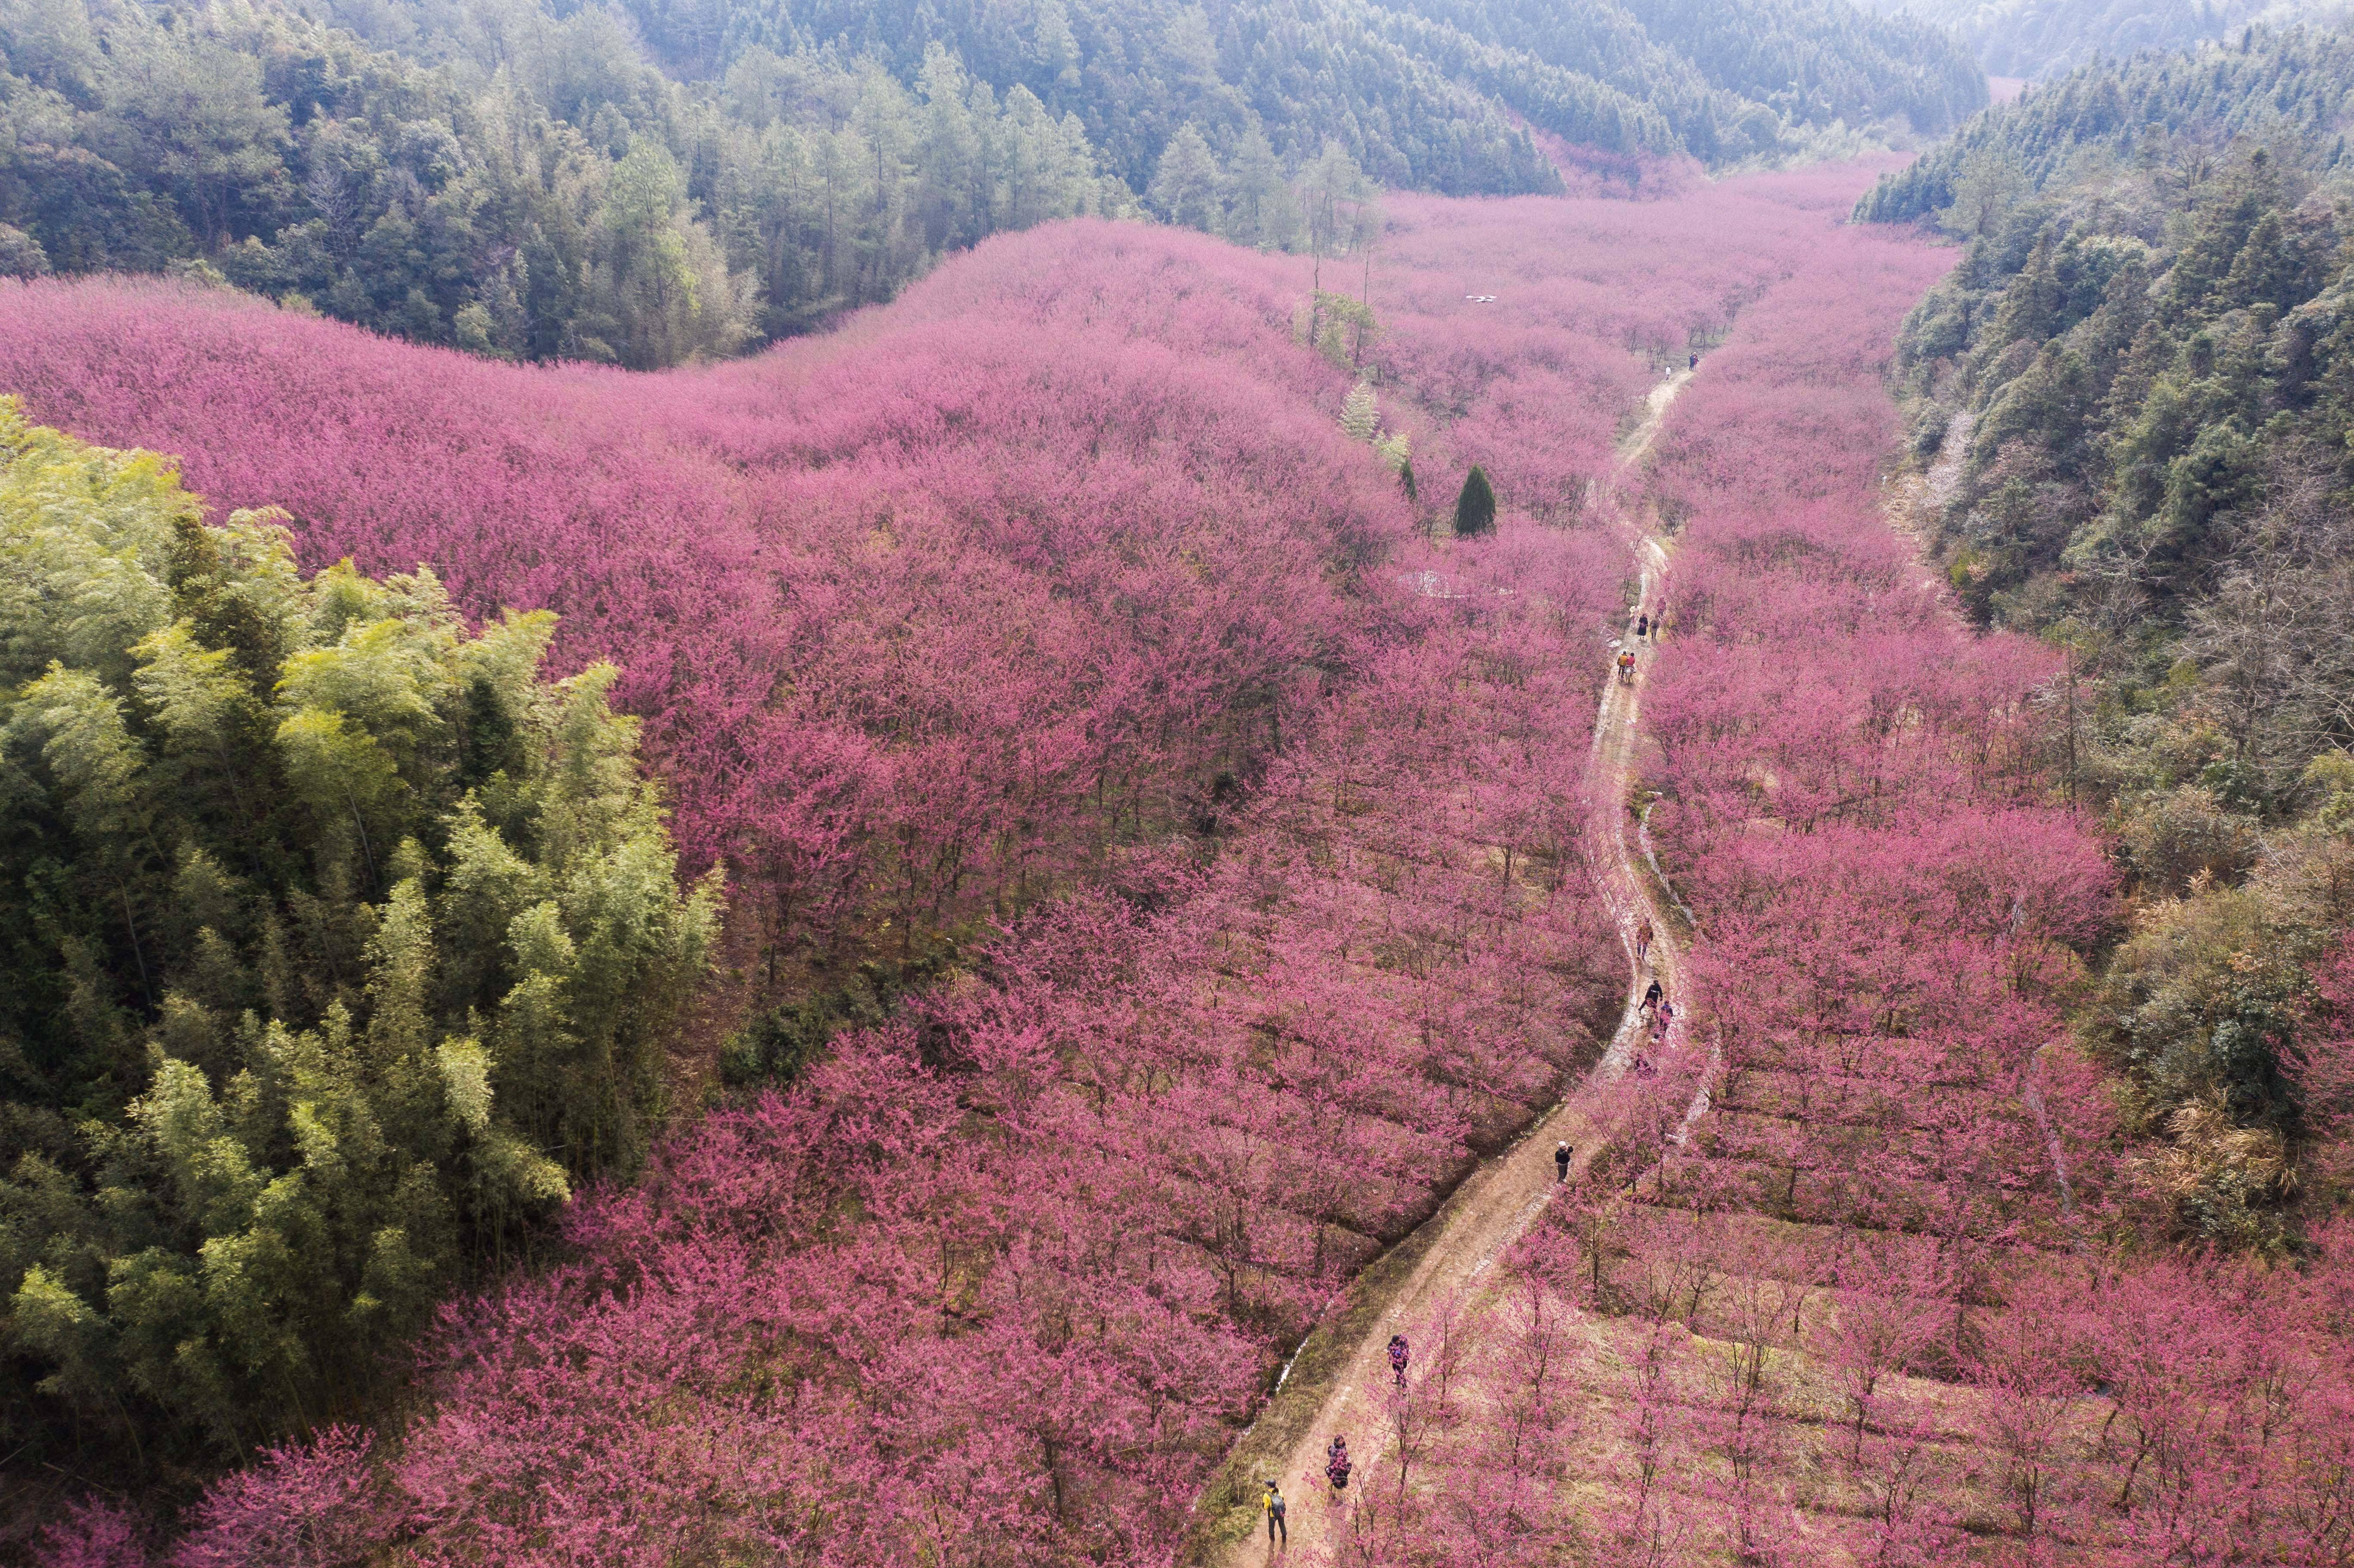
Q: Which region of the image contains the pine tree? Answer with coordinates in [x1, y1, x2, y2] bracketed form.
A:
[1224, 122, 1298, 249]
[1454, 464, 1497, 536]
[1146, 123, 1225, 233]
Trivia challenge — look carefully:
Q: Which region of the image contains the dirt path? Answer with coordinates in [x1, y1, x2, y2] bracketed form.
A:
[1205, 369, 1696, 1563]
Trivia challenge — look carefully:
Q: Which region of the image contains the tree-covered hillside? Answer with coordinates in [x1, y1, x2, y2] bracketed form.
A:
[1854, 0, 2305, 80]
[1855, 19, 2354, 226]
[0, 0, 1136, 364]
[1861, 27, 2354, 1242]
[0, 0, 1983, 366]
[594, 0, 1985, 184]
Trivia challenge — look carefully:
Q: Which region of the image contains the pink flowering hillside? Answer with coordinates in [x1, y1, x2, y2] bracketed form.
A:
[1364, 160, 1911, 524]
[1311, 185, 2354, 1568]
[2, 183, 1854, 1562]
[1622, 193, 2354, 1568]
[0, 174, 1891, 963]
[0, 231, 1407, 952]
[44, 162, 2330, 1568]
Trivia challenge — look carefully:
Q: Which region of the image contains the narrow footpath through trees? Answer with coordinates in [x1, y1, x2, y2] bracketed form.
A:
[1199, 368, 1697, 1565]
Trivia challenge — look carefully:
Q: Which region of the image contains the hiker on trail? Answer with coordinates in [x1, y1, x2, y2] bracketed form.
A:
[1263, 1481, 1288, 1545]
[1635, 918, 1653, 964]
[1633, 1052, 1653, 1078]
[1689, 352, 1698, 371]
[1642, 979, 1663, 1017]
[1389, 1334, 1410, 1386]
[1617, 649, 1637, 684]
[1555, 1141, 1573, 1182]
[1653, 1000, 1674, 1042]
[1636, 612, 1650, 641]
[1326, 1436, 1353, 1493]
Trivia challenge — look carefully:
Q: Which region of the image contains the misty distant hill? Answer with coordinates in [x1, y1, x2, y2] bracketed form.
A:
[319, 0, 1989, 190]
[1850, 0, 2325, 78]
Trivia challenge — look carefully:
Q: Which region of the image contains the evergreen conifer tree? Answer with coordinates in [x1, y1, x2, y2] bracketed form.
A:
[1147, 124, 1226, 233]
[1224, 123, 1299, 249]
[1454, 464, 1497, 536]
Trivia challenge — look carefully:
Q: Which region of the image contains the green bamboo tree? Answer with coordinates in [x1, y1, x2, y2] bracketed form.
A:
[0, 404, 722, 1468]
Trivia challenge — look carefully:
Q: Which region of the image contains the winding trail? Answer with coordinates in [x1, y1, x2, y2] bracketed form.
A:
[1202, 369, 1698, 1564]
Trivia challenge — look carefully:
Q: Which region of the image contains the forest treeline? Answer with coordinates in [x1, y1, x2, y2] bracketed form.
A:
[0, 0, 1136, 364]
[1861, 25, 2354, 1245]
[0, 404, 721, 1471]
[0, 0, 1985, 365]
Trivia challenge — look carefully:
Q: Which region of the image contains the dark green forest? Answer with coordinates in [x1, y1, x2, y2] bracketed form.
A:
[1863, 27, 2354, 1243]
[0, 0, 1136, 363]
[0, 0, 1985, 366]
